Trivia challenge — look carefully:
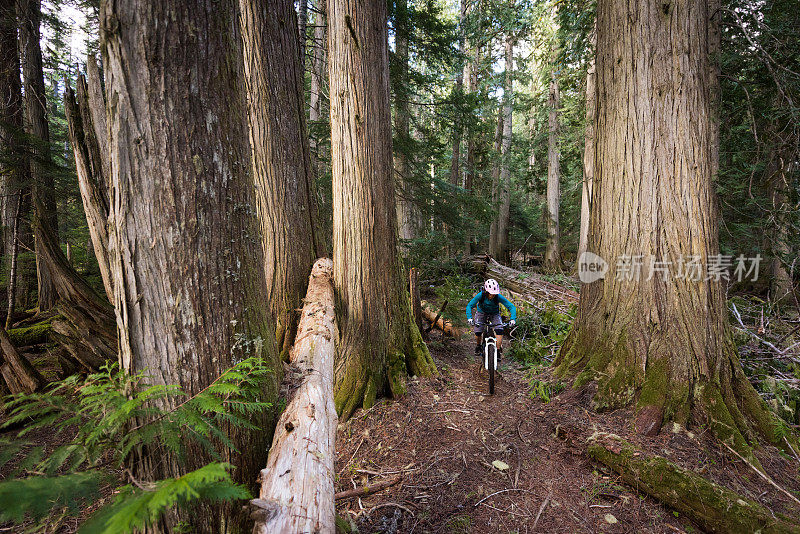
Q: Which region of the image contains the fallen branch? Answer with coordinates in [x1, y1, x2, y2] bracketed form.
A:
[335, 475, 403, 501]
[420, 300, 460, 338]
[425, 299, 448, 334]
[588, 432, 800, 534]
[253, 259, 338, 533]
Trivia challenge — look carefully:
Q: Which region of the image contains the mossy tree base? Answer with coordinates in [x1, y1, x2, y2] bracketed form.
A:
[334, 314, 436, 420]
[588, 432, 800, 534]
[555, 326, 799, 463]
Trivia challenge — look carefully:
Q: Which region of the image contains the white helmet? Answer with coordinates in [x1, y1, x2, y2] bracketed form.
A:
[484, 279, 500, 295]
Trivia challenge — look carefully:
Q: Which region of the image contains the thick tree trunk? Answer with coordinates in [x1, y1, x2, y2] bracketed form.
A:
[494, 35, 514, 263]
[544, 60, 561, 269]
[18, 0, 58, 311]
[252, 258, 337, 534]
[328, 0, 436, 419]
[577, 30, 596, 262]
[64, 78, 113, 301]
[1, 0, 33, 311]
[102, 0, 281, 530]
[555, 0, 792, 458]
[239, 0, 322, 358]
[394, 0, 415, 242]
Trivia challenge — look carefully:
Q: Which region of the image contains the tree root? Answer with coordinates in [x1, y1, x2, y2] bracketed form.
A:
[587, 432, 800, 534]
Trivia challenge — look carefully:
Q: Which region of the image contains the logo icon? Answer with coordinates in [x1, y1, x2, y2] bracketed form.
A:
[578, 251, 608, 283]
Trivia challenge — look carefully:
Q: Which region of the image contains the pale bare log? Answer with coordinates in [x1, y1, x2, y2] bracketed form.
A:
[253, 258, 337, 534]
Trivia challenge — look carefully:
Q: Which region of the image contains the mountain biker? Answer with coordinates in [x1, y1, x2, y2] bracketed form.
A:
[466, 279, 517, 358]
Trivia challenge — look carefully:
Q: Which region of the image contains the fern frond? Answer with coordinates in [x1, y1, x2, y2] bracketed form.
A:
[0, 471, 105, 523]
[78, 463, 249, 534]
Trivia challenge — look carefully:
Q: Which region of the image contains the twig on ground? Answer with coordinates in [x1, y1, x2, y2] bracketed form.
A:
[722, 441, 800, 506]
[532, 494, 551, 531]
[474, 488, 534, 506]
[367, 502, 415, 517]
[335, 475, 404, 501]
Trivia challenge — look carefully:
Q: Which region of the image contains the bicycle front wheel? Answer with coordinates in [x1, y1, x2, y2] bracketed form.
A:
[487, 344, 495, 395]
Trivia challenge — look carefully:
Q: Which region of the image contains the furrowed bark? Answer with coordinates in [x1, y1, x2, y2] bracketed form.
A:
[239, 0, 322, 358]
[328, 0, 436, 419]
[85, 56, 110, 184]
[555, 0, 795, 459]
[102, 0, 281, 529]
[253, 258, 337, 534]
[18, 0, 58, 311]
[587, 433, 800, 534]
[64, 79, 113, 301]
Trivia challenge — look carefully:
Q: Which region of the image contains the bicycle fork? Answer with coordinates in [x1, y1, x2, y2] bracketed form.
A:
[484, 336, 497, 370]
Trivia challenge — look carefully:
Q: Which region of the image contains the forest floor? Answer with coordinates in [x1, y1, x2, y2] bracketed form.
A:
[334, 330, 800, 533]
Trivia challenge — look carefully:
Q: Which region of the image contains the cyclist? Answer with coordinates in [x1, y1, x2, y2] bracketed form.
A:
[466, 279, 517, 358]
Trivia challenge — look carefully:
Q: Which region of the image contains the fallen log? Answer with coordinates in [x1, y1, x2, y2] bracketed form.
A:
[420, 300, 461, 338]
[252, 258, 338, 534]
[468, 255, 579, 305]
[7, 322, 53, 347]
[334, 475, 403, 501]
[587, 432, 800, 534]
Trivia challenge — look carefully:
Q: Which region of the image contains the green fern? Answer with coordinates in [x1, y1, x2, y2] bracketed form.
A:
[0, 357, 272, 532]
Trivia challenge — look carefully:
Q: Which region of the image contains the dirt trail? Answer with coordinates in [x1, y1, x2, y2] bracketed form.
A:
[335, 334, 718, 533]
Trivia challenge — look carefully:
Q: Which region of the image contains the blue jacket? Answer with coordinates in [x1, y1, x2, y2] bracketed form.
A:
[466, 291, 517, 321]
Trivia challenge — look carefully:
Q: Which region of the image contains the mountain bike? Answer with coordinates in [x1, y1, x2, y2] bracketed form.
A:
[475, 320, 509, 395]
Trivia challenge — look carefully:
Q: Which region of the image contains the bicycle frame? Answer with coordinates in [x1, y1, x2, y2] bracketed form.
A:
[480, 324, 499, 371]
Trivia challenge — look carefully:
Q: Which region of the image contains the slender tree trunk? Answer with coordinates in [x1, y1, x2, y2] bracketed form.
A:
[544, 59, 561, 269]
[309, 1, 326, 155]
[298, 0, 308, 67]
[102, 0, 281, 529]
[494, 34, 514, 263]
[328, 0, 436, 419]
[487, 105, 503, 255]
[0, 0, 33, 310]
[239, 0, 323, 358]
[577, 30, 596, 262]
[394, 0, 415, 242]
[18, 0, 58, 311]
[554, 0, 791, 458]
[5, 195, 21, 328]
[462, 31, 475, 257]
[64, 78, 113, 301]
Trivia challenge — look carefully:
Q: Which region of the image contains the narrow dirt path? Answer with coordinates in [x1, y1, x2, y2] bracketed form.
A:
[334, 334, 703, 533]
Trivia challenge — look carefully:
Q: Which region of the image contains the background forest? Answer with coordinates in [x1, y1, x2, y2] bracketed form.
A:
[0, 0, 799, 531]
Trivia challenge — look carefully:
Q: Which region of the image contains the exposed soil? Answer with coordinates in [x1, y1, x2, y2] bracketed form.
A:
[334, 331, 800, 533]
